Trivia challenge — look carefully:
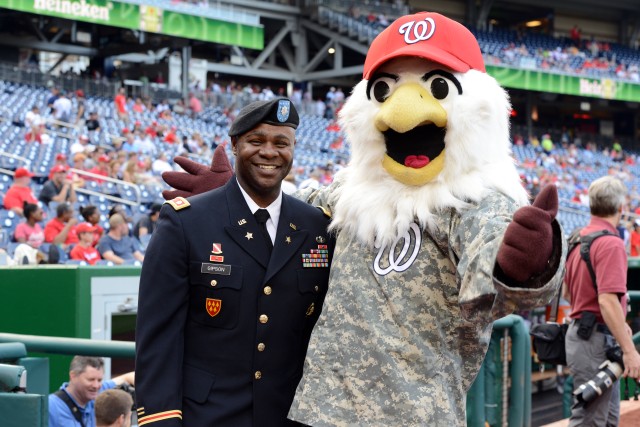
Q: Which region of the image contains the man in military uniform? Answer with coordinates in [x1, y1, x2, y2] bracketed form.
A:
[135, 98, 334, 426]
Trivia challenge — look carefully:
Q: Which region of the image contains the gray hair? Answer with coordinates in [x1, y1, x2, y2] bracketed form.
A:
[588, 176, 627, 217]
[69, 356, 104, 375]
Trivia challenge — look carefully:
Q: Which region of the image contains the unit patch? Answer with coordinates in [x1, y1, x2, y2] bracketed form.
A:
[206, 298, 221, 317]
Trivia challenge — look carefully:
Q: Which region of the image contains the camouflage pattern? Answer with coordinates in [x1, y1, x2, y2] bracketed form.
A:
[288, 188, 566, 426]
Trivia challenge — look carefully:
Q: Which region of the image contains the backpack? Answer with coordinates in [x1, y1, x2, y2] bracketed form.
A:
[566, 228, 616, 287]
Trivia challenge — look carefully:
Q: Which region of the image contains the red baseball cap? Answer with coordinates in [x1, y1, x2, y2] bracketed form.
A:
[75, 223, 97, 234]
[76, 89, 84, 97]
[363, 11, 485, 80]
[51, 164, 68, 174]
[55, 153, 67, 160]
[98, 154, 110, 163]
[14, 167, 35, 178]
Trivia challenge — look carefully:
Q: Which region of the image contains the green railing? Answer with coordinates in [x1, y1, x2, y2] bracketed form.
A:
[0, 333, 135, 358]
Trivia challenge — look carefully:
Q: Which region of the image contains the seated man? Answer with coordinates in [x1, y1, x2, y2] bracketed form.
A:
[3, 167, 38, 216]
[97, 213, 144, 264]
[48, 356, 134, 427]
[44, 202, 78, 250]
[95, 389, 133, 427]
[132, 203, 161, 241]
[39, 164, 77, 207]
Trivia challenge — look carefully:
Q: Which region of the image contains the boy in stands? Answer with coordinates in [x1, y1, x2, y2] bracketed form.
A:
[70, 223, 102, 265]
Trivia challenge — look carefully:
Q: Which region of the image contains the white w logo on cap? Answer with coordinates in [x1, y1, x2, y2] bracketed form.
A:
[398, 17, 436, 44]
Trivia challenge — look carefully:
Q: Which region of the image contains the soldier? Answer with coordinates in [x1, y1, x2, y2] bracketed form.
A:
[135, 98, 334, 426]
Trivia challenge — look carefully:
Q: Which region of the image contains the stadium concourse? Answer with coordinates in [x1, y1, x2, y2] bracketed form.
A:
[1, 78, 640, 265]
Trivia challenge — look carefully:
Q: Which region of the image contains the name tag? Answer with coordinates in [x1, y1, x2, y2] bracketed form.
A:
[201, 263, 231, 275]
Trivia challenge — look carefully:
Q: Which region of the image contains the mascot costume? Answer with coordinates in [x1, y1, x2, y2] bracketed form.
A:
[162, 11, 566, 426]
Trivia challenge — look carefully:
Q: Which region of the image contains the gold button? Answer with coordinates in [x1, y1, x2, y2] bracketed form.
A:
[264, 286, 272, 295]
[257, 343, 265, 352]
[314, 285, 319, 292]
[254, 371, 262, 380]
[259, 314, 269, 324]
[210, 280, 217, 286]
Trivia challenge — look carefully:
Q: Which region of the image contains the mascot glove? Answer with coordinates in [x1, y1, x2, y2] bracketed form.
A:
[496, 185, 558, 283]
[162, 145, 233, 200]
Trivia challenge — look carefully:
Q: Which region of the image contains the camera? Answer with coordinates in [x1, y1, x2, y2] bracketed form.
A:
[573, 346, 624, 406]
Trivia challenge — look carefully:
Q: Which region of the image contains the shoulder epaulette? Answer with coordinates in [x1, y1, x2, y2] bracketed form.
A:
[317, 205, 332, 219]
[164, 197, 190, 211]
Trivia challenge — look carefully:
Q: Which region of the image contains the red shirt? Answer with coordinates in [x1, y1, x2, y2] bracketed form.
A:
[566, 217, 628, 323]
[631, 230, 640, 257]
[44, 218, 79, 245]
[70, 244, 101, 265]
[114, 94, 127, 114]
[3, 185, 37, 210]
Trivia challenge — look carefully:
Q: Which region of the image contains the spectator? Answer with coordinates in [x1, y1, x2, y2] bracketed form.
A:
[86, 111, 101, 132]
[48, 153, 69, 180]
[132, 203, 161, 240]
[75, 89, 86, 126]
[46, 87, 59, 111]
[108, 204, 133, 225]
[3, 167, 38, 216]
[71, 134, 94, 155]
[298, 168, 322, 190]
[79, 205, 104, 246]
[87, 155, 111, 183]
[95, 389, 133, 427]
[39, 165, 77, 207]
[70, 223, 102, 265]
[631, 219, 640, 257]
[97, 213, 144, 264]
[114, 87, 128, 123]
[52, 91, 73, 124]
[132, 97, 145, 113]
[14, 202, 45, 249]
[44, 202, 79, 248]
[48, 356, 134, 427]
[24, 105, 42, 130]
[188, 92, 202, 118]
[151, 152, 172, 175]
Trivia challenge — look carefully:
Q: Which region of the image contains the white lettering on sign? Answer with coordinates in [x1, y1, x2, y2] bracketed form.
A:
[34, 0, 111, 21]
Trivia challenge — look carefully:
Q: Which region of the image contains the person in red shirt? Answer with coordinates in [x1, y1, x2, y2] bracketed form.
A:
[144, 121, 158, 138]
[79, 205, 104, 247]
[114, 87, 128, 123]
[3, 167, 38, 216]
[87, 155, 111, 183]
[44, 202, 78, 249]
[631, 220, 640, 257]
[70, 223, 102, 265]
[163, 126, 178, 144]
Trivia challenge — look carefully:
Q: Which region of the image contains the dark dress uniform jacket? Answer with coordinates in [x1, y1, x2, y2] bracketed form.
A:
[135, 178, 334, 427]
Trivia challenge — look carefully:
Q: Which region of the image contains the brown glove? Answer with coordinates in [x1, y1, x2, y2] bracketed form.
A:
[162, 145, 233, 200]
[496, 185, 558, 283]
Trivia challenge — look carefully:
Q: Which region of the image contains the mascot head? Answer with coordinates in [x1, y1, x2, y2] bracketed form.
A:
[330, 11, 529, 247]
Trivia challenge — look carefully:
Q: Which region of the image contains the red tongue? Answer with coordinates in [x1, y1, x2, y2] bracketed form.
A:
[404, 155, 430, 169]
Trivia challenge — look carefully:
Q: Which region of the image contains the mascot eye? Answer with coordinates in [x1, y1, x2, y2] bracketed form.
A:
[372, 81, 391, 102]
[430, 78, 449, 100]
[367, 75, 397, 103]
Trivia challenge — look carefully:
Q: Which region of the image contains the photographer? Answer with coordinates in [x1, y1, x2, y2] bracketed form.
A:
[564, 176, 640, 426]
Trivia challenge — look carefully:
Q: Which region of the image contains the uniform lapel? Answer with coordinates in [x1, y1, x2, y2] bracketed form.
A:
[222, 179, 270, 268]
[264, 195, 307, 283]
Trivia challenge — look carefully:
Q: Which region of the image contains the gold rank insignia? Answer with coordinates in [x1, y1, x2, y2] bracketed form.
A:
[206, 298, 221, 317]
[317, 206, 332, 218]
[164, 197, 190, 211]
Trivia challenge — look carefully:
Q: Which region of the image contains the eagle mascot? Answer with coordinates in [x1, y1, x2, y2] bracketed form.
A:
[162, 11, 566, 426]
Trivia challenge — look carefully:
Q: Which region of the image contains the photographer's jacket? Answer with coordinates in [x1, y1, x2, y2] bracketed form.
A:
[135, 178, 333, 426]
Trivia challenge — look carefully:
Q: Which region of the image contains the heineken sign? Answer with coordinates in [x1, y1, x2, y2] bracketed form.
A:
[0, 0, 264, 49]
[34, 0, 110, 21]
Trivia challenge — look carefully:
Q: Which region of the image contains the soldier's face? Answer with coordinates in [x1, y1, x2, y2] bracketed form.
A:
[233, 123, 295, 204]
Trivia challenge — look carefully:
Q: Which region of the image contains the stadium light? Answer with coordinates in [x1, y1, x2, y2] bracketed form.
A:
[328, 47, 336, 55]
[525, 20, 542, 27]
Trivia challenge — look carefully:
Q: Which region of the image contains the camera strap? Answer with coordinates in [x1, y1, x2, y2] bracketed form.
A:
[54, 389, 86, 427]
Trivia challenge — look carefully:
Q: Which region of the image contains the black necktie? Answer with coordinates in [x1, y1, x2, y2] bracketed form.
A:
[254, 209, 273, 254]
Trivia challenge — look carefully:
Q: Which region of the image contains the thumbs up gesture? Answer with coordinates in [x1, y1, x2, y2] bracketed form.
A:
[496, 185, 558, 283]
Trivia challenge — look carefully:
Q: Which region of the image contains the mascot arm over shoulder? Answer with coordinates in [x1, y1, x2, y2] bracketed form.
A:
[163, 150, 561, 287]
[161, 145, 233, 200]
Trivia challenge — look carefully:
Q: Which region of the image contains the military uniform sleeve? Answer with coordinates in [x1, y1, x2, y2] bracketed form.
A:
[449, 193, 565, 323]
[135, 205, 189, 426]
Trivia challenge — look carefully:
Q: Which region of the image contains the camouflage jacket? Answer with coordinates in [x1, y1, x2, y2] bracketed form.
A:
[288, 188, 565, 426]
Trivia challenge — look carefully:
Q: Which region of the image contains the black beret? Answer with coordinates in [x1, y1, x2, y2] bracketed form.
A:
[228, 98, 299, 137]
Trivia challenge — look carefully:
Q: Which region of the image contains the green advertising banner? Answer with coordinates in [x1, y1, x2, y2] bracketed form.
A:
[487, 65, 640, 103]
[0, 0, 264, 49]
